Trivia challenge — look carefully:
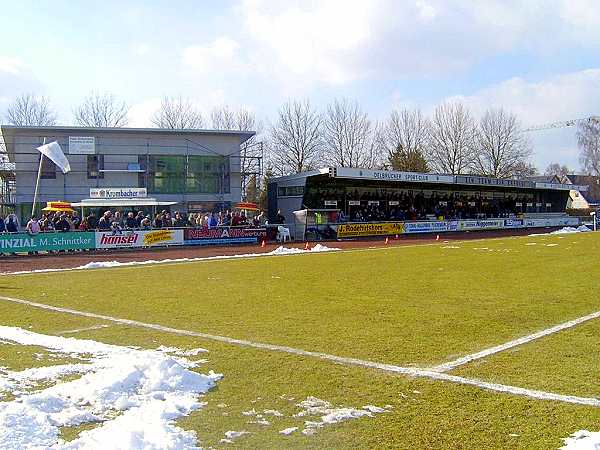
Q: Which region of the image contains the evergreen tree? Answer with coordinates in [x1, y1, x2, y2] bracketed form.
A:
[388, 144, 429, 172]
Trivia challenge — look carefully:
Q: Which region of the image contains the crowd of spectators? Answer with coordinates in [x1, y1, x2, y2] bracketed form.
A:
[335, 191, 535, 223]
[0, 209, 270, 235]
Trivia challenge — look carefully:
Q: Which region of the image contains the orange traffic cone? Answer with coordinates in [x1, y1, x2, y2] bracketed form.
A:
[436, 235, 440, 241]
[261, 239, 266, 248]
[304, 242, 310, 251]
[385, 236, 389, 245]
[395, 234, 399, 240]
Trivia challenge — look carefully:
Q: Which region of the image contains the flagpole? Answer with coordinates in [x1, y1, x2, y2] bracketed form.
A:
[31, 137, 46, 218]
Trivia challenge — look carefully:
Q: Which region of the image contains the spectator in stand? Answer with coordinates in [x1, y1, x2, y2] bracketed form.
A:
[208, 212, 218, 229]
[135, 211, 145, 227]
[87, 213, 98, 230]
[0, 215, 5, 233]
[231, 211, 241, 226]
[110, 221, 122, 235]
[174, 212, 187, 227]
[71, 211, 81, 229]
[164, 212, 173, 227]
[55, 214, 71, 232]
[256, 210, 266, 226]
[276, 209, 285, 224]
[140, 215, 152, 229]
[153, 213, 163, 229]
[98, 211, 112, 230]
[113, 211, 124, 227]
[78, 217, 90, 231]
[26, 216, 40, 235]
[125, 212, 137, 229]
[6, 214, 18, 232]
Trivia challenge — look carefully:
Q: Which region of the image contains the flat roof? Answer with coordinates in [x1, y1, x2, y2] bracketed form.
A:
[273, 167, 588, 192]
[0, 125, 255, 153]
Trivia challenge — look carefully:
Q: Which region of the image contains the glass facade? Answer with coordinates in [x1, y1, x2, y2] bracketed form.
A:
[138, 155, 230, 194]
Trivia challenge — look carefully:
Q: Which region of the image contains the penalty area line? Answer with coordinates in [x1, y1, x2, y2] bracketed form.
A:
[1, 294, 599, 408]
[431, 309, 600, 373]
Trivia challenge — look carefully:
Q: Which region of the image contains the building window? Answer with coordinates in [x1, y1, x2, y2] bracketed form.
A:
[40, 155, 56, 179]
[187, 155, 230, 194]
[87, 155, 104, 179]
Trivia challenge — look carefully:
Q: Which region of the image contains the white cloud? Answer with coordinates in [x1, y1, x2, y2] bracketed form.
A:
[131, 43, 151, 56]
[0, 56, 24, 75]
[441, 69, 600, 170]
[182, 37, 241, 73]
[128, 98, 162, 127]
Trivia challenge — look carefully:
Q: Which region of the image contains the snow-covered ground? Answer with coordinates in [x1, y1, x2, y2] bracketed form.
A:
[530, 225, 591, 237]
[561, 430, 600, 449]
[1, 244, 341, 276]
[0, 326, 220, 449]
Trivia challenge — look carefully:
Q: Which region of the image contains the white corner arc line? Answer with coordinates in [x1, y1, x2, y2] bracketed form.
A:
[1, 294, 599, 408]
[431, 309, 600, 373]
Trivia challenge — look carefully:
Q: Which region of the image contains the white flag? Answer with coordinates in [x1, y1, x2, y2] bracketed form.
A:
[36, 141, 71, 174]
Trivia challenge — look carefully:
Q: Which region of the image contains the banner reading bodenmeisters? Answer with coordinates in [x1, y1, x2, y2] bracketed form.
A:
[337, 222, 405, 238]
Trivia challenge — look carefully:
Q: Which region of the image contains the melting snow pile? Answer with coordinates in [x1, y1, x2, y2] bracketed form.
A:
[3, 245, 341, 275]
[0, 326, 221, 449]
[530, 225, 591, 237]
[561, 430, 600, 449]
[294, 396, 388, 436]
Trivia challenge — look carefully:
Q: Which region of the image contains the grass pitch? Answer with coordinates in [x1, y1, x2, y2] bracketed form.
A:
[1, 232, 600, 448]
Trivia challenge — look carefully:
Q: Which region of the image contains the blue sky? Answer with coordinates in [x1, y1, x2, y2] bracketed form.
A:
[1, 0, 599, 171]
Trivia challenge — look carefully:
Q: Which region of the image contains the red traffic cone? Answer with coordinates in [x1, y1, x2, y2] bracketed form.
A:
[304, 242, 310, 250]
[395, 234, 399, 240]
[385, 236, 389, 244]
[261, 239, 266, 248]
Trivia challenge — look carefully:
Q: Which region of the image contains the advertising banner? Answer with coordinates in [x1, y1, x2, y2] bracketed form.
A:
[504, 219, 524, 228]
[0, 232, 95, 254]
[90, 188, 147, 199]
[184, 227, 266, 245]
[403, 221, 449, 234]
[68, 136, 95, 155]
[459, 219, 504, 231]
[337, 222, 404, 238]
[95, 229, 183, 249]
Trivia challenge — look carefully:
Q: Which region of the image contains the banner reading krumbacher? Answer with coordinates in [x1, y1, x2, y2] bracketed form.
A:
[337, 222, 404, 238]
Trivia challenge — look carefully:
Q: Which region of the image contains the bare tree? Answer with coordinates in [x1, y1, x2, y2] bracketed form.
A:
[5, 93, 57, 126]
[471, 108, 533, 179]
[268, 99, 323, 175]
[544, 163, 571, 181]
[382, 109, 430, 172]
[74, 92, 129, 127]
[512, 161, 538, 178]
[578, 118, 600, 176]
[427, 102, 476, 174]
[152, 96, 203, 129]
[210, 105, 237, 130]
[322, 98, 374, 168]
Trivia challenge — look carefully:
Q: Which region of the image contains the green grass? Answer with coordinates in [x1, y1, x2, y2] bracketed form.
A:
[1, 232, 600, 448]
[451, 318, 600, 399]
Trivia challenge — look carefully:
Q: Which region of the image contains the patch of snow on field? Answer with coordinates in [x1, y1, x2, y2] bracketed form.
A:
[2, 245, 341, 275]
[294, 396, 387, 436]
[220, 430, 249, 443]
[561, 430, 600, 449]
[0, 326, 221, 449]
[530, 225, 591, 237]
[279, 427, 298, 435]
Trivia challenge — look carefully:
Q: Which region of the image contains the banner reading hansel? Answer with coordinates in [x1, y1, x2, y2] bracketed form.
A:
[95, 229, 184, 249]
[337, 222, 404, 238]
[184, 227, 266, 245]
[0, 232, 95, 254]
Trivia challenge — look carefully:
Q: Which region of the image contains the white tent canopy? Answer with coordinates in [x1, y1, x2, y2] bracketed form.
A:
[71, 198, 177, 208]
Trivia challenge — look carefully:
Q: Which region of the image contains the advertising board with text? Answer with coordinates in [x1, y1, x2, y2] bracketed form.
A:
[95, 229, 183, 249]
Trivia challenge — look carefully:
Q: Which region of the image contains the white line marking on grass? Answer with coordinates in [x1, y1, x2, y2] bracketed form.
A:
[59, 324, 110, 334]
[1, 294, 599, 408]
[431, 309, 600, 373]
